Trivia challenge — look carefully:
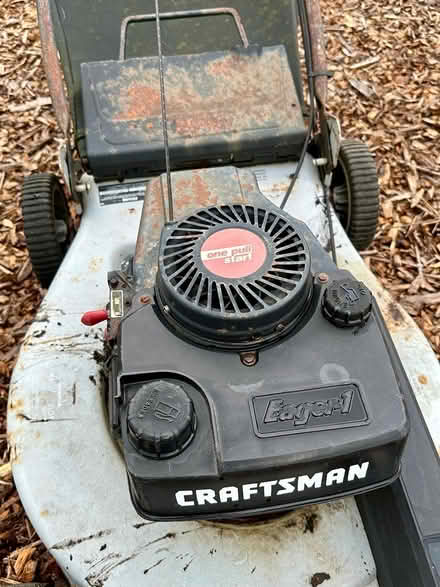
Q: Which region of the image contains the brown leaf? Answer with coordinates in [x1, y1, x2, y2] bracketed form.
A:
[348, 78, 376, 99]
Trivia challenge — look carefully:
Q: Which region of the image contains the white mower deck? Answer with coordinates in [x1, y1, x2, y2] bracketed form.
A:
[8, 157, 440, 586]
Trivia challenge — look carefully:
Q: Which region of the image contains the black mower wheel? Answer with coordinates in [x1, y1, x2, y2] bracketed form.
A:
[333, 139, 379, 250]
[21, 173, 71, 287]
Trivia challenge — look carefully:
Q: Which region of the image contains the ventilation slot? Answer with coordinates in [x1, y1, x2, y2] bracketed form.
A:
[160, 204, 310, 319]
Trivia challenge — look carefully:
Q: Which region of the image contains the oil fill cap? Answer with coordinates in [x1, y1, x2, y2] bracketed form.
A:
[127, 380, 196, 459]
[323, 278, 372, 327]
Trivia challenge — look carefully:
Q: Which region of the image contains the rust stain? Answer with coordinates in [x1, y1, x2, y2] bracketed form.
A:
[88, 257, 104, 273]
[418, 374, 428, 385]
[9, 398, 24, 411]
[175, 112, 236, 137]
[134, 233, 146, 268]
[306, 0, 328, 108]
[383, 300, 406, 333]
[189, 175, 212, 208]
[114, 84, 161, 121]
[40, 509, 49, 517]
[207, 53, 245, 76]
[96, 46, 296, 142]
[204, 503, 322, 537]
[261, 182, 289, 194]
[134, 167, 255, 287]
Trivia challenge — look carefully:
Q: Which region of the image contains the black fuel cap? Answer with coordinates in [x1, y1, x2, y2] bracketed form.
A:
[127, 380, 196, 459]
[322, 278, 372, 327]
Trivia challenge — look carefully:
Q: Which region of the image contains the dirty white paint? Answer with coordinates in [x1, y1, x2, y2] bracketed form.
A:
[332, 214, 440, 453]
[250, 158, 329, 247]
[12, 156, 440, 586]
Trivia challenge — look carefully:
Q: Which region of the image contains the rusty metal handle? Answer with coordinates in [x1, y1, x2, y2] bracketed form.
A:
[119, 7, 249, 61]
[37, 0, 71, 137]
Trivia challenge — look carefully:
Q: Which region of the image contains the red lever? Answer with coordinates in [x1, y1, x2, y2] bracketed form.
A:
[81, 310, 109, 326]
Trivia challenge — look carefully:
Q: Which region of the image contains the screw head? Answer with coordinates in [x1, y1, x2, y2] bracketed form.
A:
[318, 272, 329, 283]
[240, 352, 258, 367]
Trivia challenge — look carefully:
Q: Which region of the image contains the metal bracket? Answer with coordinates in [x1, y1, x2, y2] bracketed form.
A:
[119, 7, 249, 61]
[327, 115, 342, 170]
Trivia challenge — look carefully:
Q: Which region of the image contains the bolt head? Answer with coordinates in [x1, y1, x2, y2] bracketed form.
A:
[240, 352, 257, 367]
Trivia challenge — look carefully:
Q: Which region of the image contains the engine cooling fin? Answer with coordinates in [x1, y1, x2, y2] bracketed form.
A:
[156, 204, 312, 348]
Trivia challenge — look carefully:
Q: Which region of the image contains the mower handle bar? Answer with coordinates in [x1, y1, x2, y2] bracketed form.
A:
[119, 7, 249, 61]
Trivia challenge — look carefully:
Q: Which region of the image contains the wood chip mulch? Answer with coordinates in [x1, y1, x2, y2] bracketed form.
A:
[1, 0, 439, 583]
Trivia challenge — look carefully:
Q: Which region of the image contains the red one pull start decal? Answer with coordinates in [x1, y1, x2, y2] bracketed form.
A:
[200, 228, 267, 279]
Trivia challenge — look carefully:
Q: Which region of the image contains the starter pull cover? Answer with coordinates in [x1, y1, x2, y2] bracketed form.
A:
[323, 279, 372, 327]
[127, 381, 196, 459]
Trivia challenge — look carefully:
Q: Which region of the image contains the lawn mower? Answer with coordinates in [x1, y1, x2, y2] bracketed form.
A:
[7, 1, 440, 586]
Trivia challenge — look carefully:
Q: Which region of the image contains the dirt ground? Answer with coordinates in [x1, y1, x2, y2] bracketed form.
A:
[0, 0, 439, 584]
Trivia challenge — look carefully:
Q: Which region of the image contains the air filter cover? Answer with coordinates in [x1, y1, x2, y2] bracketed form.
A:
[156, 204, 312, 347]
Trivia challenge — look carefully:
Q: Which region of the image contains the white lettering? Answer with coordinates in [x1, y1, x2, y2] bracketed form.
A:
[347, 462, 369, 481]
[201, 244, 254, 263]
[326, 468, 346, 486]
[174, 462, 371, 508]
[259, 480, 278, 497]
[242, 483, 259, 500]
[219, 486, 239, 503]
[276, 477, 296, 495]
[297, 472, 323, 491]
[196, 489, 217, 505]
[176, 490, 194, 506]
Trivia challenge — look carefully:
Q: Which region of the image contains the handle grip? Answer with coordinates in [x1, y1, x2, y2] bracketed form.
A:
[81, 310, 109, 326]
[119, 7, 249, 61]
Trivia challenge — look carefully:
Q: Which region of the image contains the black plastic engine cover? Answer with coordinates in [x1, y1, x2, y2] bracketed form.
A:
[156, 204, 313, 348]
[109, 215, 409, 521]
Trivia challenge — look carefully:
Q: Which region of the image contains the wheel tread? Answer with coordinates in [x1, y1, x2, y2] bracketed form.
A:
[21, 173, 71, 287]
[333, 139, 379, 250]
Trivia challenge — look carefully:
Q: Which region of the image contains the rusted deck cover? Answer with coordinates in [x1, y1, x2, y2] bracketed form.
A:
[81, 46, 306, 178]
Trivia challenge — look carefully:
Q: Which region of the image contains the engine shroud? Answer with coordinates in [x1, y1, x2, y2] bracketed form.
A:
[156, 204, 312, 348]
[108, 167, 409, 522]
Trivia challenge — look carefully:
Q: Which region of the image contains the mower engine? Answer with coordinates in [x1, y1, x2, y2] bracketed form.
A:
[105, 166, 408, 521]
